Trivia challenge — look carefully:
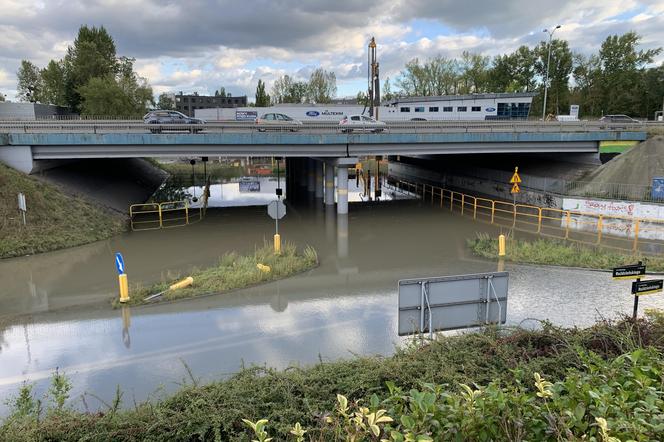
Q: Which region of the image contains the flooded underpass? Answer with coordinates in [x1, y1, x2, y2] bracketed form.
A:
[2, 175, 664, 416]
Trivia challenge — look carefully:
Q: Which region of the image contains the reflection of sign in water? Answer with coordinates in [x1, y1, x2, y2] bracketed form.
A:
[239, 180, 261, 192]
[652, 177, 664, 201]
[236, 110, 258, 121]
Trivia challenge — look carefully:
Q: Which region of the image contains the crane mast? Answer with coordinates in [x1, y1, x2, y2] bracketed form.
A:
[368, 37, 380, 119]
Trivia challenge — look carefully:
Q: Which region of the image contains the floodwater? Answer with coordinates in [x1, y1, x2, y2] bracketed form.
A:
[1, 179, 664, 416]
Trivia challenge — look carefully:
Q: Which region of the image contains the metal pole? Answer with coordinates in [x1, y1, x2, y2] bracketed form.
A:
[542, 25, 561, 119]
[633, 260, 642, 320]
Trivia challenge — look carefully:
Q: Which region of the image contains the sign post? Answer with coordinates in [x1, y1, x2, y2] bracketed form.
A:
[115, 252, 130, 303]
[17, 193, 27, 225]
[267, 200, 286, 254]
[509, 167, 521, 226]
[612, 261, 663, 320]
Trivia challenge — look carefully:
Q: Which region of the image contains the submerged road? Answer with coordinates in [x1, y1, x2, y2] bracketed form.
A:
[1, 198, 664, 415]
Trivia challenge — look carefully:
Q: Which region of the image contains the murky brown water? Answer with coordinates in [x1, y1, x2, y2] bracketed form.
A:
[1, 185, 663, 415]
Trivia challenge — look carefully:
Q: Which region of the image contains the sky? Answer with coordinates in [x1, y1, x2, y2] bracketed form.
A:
[0, 0, 663, 102]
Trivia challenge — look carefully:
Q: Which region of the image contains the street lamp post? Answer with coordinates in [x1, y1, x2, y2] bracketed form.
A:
[542, 25, 561, 119]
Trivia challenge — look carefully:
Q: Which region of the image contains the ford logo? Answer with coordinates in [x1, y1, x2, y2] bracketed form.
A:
[306, 111, 320, 117]
[485, 107, 496, 112]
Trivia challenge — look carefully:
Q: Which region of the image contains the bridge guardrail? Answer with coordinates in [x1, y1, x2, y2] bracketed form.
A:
[0, 120, 657, 134]
[388, 178, 664, 256]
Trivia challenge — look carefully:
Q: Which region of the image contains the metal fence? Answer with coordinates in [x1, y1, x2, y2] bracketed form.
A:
[388, 178, 664, 256]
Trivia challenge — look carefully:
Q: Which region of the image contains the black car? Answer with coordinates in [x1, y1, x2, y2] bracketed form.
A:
[144, 111, 205, 133]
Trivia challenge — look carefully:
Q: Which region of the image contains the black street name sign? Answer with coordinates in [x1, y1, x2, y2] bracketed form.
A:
[613, 264, 646, 279]
[632, 279, 664, 296]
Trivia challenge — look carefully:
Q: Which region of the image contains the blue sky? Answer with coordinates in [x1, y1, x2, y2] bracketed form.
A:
[0, 0, 662, 101]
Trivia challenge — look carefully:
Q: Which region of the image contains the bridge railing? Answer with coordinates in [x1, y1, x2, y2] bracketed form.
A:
[389, 178, 664, 256]
[0, 119, 656, 134]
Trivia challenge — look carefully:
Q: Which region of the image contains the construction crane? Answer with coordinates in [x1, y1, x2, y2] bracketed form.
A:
[368, 37, 380, 120]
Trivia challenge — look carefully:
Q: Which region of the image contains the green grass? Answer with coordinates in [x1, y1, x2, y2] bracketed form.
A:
[468, 233, 664, 271]
[113, 243, 318, 307]
[0, 163, 125, 259]
[3, 314, 664, 441]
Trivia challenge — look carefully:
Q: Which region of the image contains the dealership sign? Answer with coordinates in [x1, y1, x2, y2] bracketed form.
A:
[306, 111, 320, 117]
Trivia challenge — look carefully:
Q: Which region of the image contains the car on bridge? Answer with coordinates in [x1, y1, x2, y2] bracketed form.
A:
[339, 115, 387, 133]
[144, 111, 205, 133]
[599, 114, 641, 129]
[255, 113, 303, 131]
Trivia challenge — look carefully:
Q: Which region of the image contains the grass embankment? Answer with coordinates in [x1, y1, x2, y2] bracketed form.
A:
[0, 163, 125, 259]
[3, 315, 664, 440]
[469, 233, 664, 272]
[113, 243, 318, 307]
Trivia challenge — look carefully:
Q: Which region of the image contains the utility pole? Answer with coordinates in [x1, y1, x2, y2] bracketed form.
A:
[542, 25, 561, 119]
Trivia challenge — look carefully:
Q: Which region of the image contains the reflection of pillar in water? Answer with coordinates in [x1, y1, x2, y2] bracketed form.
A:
[307, 158, 315, 192]
[337, 213, 349, 259]
[121, 305, 131, 349]
[337, 166, 348, 214]
[497, 258, 505, 273]
[298, 158, 307, 188]
[325, 162, 335, 205]
[315, 161, 323, 199]
[269, 281, 288, 312]
[325, 203, 336, 243]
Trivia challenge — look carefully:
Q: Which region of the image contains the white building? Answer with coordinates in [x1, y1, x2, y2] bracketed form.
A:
[195, 92, 537, 122]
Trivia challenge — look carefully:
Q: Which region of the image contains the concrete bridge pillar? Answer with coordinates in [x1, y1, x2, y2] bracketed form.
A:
[324, 162, 335, 205]
[315, 161, 324, 199]
[337, 165, 348, 214]
[297, 158, 307, 188]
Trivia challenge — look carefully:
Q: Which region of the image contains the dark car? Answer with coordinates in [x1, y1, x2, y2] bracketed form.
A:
[143, 110, 205, 133]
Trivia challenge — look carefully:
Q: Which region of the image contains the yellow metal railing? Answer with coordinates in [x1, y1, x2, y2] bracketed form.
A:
[388, 178, 664, 255]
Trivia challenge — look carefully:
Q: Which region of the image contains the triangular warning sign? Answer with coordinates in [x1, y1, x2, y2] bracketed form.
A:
[510, 167, 521, 184]
[511, 183, 520, 194]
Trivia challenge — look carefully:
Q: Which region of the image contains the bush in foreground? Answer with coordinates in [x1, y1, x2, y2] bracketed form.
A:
[2, 314, 664, 441]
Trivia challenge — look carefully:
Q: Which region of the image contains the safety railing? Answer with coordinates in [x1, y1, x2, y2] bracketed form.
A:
[0, 120, 657, 134]
[129, 199, 205, 231]
[392, 178, 664, 255]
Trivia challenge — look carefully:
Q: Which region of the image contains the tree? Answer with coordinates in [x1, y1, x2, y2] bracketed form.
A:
[40, 60, 66, 106]
[396, 56, 460, 96]
[382, 77, 395, 102]
[255, 79, 270, 106]
[271, 75, 308, 103]
[307, 68, 336, 103]
[63, 25, 119, 112]
[0, 93, 5, 102]
[79, 75, 152, 116]
[16, 60, 43, 102]
[157, 93, 175, 110]
[571, 53, 602, 116]
[356, 91, 369, 106]
[215, 87, 227, 97]
[533, 39, 573, 115]
[459, 52, 490, 94]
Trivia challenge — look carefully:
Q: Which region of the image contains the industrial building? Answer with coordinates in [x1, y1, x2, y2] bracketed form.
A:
[0, 102, 74, 120]
[175, 92, 247, 117]
[195, 92, 537, 122]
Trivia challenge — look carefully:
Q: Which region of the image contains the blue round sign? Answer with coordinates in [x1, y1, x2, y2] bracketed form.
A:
[485, 107, 496, 112]
[115, 252, 126, 275]
[306, 111, 320, 117]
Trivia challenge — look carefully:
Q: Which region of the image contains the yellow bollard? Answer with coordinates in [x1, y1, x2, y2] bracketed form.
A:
[274, 233, 281, 254]
[169, 276, 193, 291]
[118, 273, 130, 303]
[498, 234, 506, 257]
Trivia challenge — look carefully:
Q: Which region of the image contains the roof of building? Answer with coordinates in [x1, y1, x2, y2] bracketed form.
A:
[388, 92, 538, 105]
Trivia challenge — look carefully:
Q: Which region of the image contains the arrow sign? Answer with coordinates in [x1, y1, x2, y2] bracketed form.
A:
[510, 183, 520, 194]
[613, 264, 646, 280]
[115, 252, 126, 275]
[632, 279, 663, 296]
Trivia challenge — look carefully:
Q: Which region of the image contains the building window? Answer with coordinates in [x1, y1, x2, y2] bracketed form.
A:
[400, 107, 410, 112]
[471, 106, 481, 112]
[414, 106, 425, 112]
[457, 106, 467, 112]
[443, 106, 452, 112]
[429, 107, 439, 112]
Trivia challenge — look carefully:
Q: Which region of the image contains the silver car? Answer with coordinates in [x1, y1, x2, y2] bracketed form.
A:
[144, 110, 205, 133]
[255, 113, 303, 132]
[339, 114, 387, 133]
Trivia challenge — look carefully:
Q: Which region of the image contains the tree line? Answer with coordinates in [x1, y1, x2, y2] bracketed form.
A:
[387, 32, 663, 118]
[16, 26, 153, 116]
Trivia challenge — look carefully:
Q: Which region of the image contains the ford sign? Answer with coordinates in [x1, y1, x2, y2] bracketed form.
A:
[306, 111, 320, 117]
[485, 107, 496, 112]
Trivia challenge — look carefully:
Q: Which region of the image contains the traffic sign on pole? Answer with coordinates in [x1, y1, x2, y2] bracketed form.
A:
[510, 167, 521, 184]
[115, 252, 126, 275]
[511, 183, 520, 194]
[267, 200, 286, 220]
[632, 279, 663, 296]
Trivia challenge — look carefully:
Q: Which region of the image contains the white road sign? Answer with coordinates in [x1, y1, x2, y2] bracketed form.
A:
[267, 200, 286, 220]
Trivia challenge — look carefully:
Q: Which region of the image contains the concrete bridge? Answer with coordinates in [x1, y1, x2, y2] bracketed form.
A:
[0, 121, 649, 216]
